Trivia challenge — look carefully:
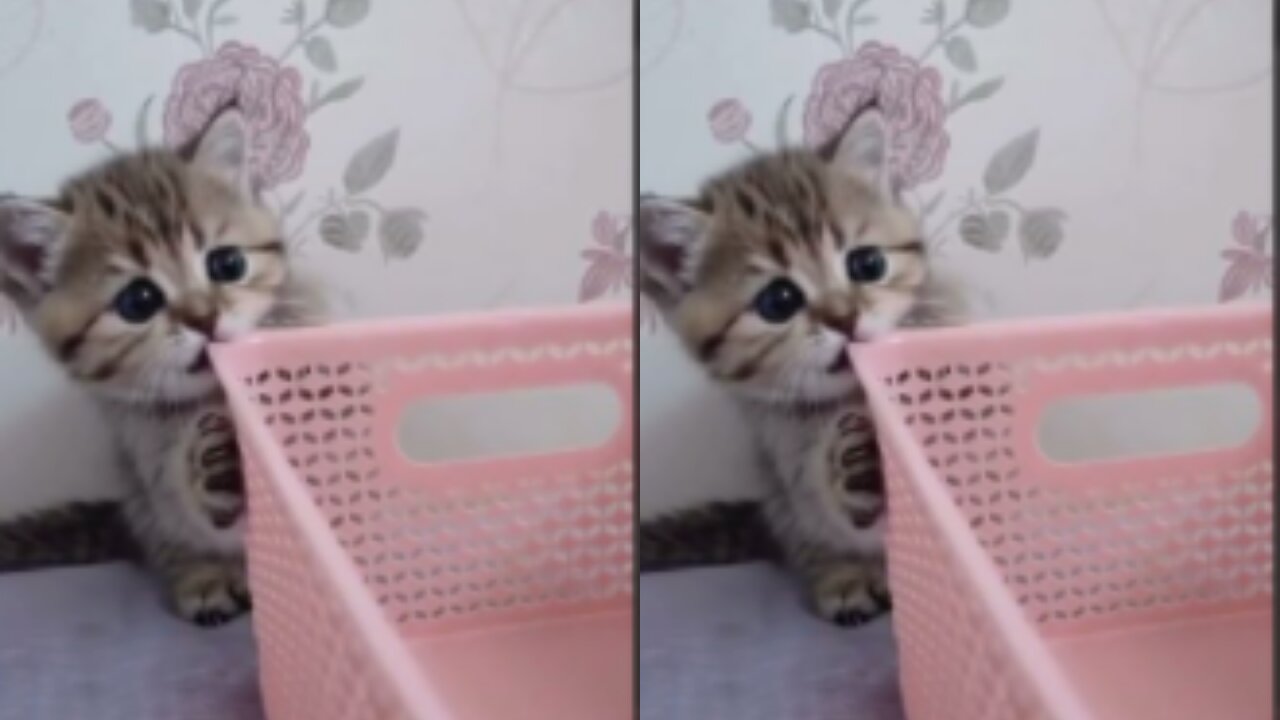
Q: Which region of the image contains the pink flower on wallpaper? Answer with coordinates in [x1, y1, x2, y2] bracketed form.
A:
[1219, 210, 1272, 302]
[163, 42, 310, 190]
[579, 211, 633, 302]
[802, 42, 950, 189]
[67, 99, 112, 144]
[708, 99, 752, 144]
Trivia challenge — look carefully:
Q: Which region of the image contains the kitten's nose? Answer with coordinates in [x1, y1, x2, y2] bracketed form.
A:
[175, 306, 219, 338]
[813, 302, 858, 336]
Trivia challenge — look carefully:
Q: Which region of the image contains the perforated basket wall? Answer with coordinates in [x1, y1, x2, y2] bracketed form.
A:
[852, 304, 1272, 720]
[213, 304, 633, 720]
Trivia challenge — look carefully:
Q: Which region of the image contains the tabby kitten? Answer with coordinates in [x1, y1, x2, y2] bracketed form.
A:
[637, 106, 963, 625]
[0, 105, 325, 626]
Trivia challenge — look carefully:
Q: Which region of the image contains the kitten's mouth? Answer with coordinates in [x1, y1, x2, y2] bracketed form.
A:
[827, 350, 852, 373]
[188, 348, 211, 374]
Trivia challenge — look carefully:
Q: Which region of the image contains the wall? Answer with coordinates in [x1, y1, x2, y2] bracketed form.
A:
[639, 0, 1271, 514]
[0, 0, 631, 511]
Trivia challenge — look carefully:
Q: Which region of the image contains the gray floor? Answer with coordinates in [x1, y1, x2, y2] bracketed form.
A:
[0, 563, 262, 720]
[640, 563, 905, 720]
[0, 562, 904, 720]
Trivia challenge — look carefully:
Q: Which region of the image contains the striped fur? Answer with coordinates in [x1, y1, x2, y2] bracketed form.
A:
[0, 105, 326, 626]
[0, 501, 136, 570]
[638, 106, 964, 625]
[638, 500, 777, 571]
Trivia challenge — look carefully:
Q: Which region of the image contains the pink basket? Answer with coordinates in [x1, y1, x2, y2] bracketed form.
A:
[851, 304, 1272, 720]
[211, 304, 633, 720]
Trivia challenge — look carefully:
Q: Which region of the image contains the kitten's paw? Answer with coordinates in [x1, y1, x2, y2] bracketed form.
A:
[189, 411, 245, 528]
[809, 561, 889, 627]
[169, 561, 251, 627]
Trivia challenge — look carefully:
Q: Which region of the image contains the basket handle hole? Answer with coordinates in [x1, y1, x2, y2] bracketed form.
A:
[1037, 382, 1261, 464]
[396, 382, 622, 464]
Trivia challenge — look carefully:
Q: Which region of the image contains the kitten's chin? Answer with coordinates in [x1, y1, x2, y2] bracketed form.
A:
[733, 366, 860, 409]
[91, 369, 222, 408]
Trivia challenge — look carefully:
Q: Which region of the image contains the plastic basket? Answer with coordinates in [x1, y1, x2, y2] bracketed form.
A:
[851, 303, 1272, 720]
[211, 303, 633, 720]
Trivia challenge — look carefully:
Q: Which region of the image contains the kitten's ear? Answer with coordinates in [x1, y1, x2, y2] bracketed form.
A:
[828, 107, 896, 199]
[637, 194, 708, 306]
[188, 105, 253, 196]
[0, 196, 69, 306]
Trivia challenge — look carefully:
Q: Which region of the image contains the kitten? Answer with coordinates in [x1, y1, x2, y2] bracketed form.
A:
[0, 104, 325, 626]
[636, 105, 964, 625]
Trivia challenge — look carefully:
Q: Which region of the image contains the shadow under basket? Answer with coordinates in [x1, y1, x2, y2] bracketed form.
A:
[212, 304, 633, 720]
[852, 303, 1272, 720]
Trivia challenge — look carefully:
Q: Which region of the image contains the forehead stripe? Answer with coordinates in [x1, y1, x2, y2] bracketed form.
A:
[126, 240, 150, 269]
[766, 240, 789, 269]
[190, 220, 206, 250]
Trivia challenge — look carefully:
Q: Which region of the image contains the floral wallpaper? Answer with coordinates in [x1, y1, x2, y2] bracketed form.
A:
[0, 0, 630, 510]
[95, 0, 432, 265]
[639, 0, 1271, 513]
[1220, 210, 1273, 302]
[717, 0, 1072, 263]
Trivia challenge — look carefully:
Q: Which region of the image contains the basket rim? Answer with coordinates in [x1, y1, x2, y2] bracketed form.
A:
[853, 301, 1268, 362]
[212, 301, 632, 358]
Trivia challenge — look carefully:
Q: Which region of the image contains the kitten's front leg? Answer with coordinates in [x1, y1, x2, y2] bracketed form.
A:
[150, 408, 250, 627]
[827, 407, 886, 530]
[186, 410, 245, 530]
[785, 407, 892, 626]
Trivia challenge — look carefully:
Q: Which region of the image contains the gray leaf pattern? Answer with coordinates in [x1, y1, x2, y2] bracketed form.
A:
[319, 211, 370, 252]
[1019, 208, 1067, 260]
[822, 0, 845, 21]
[983, 129, 1039, 195]
[965, 0, 1010, 28]
[280, 191, 305, 219]
[847, 9, 877, 35]
[130, 0, 170, 33]
[961, 77, 1003, 103]
[306, 36, 339, 72]
[318, 77, 364, 107]
[283, 0, 305, 26]
[919, 190, 945, 219]
[960, 211, 1009, 251]
[921, 0, 945, 26]
[135, 95, 154, 147]
[343, 129, 399, 196]
[378, 208, 428, 259]
[775, 95, 794, 147]
[183, 0, 204, 20]
[326, 0, 370, 28]
[945, 36, 977, 72]
[770, 0, 811, 33]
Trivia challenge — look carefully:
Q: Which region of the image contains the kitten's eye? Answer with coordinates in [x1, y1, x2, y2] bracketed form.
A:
[753, 278, 806, 323]
[846, 246, 888, 283]
[113, 279, 166, 324]
[207, 247, 248, 284]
